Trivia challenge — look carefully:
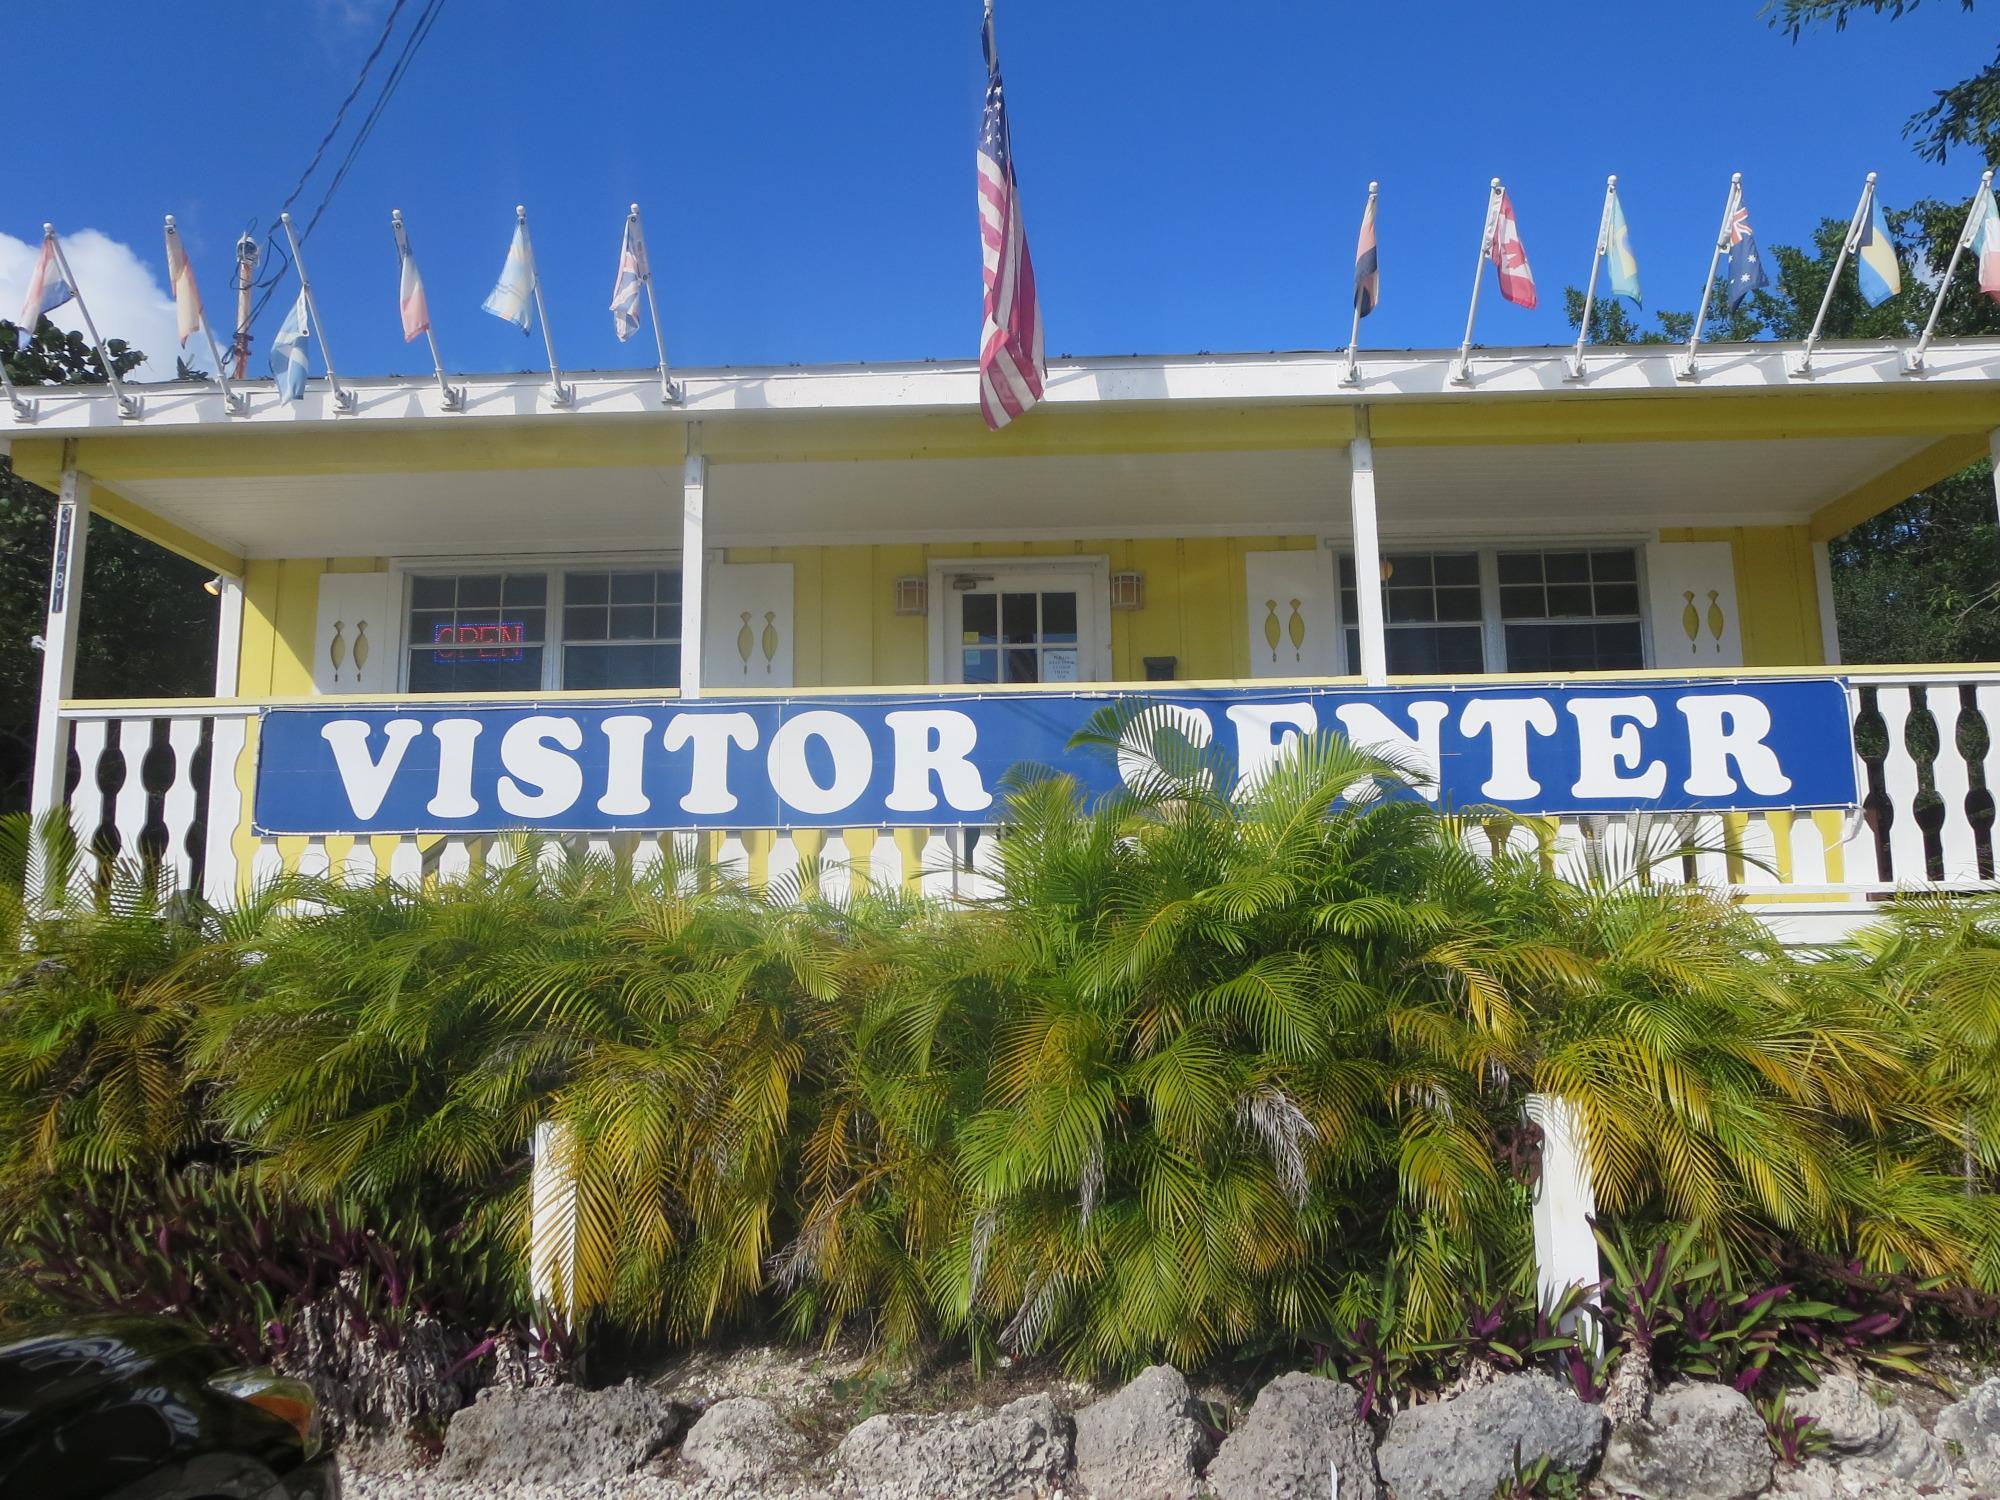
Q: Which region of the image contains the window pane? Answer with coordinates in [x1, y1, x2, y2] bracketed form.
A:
[410, 575, 456, 608]
[513, 608, 547, 643]
[1546, 584, 1595, 617]
[1387, 553, 1433, 586]
[1337, 556, 1357, 587]
[566, 572, 608, 605]
[457, 575, 502, 607]
[1435, 586, 1483, 623]
[1385, 588, 1436, 624]
[564, 606, 608, 642]
[408, 645, 543, 694]
[657, 570, 683, 605]
[1594, 583, 1640, 616]
[1004, 647, 1040, 683]
[962, 648, 997, 683]
[1041, 592, 1078, 642]
[1591, 550, 1637, 582]
[609, 605, 654, 640]
[1001, 593, 1038, 644]
[1499, 585, 1543, 620]
[564, 642, 680, 690]
[963, 594, 997, 644]
[1432, 552, 1480, 586]
[610, 572, 654, 604]
[502, 574, 547, 606]
[1496, 553, 1541, 585]
[1543, 551, 1590, 583]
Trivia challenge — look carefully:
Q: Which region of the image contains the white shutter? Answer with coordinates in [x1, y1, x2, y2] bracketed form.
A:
[311, 572, 397, 695]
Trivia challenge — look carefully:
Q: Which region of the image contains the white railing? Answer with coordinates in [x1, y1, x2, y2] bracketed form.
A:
[48, 671, 2000, 913]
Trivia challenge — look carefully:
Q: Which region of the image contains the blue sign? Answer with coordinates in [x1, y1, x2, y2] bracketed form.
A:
[251, 679, 1859, 835]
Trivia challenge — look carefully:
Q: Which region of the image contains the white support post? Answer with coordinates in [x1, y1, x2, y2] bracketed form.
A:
[1811, 540, 1841, 667]
[212, 575, 244, 697]
[1526, 1093, 1602, 1344]
[679, 423, 706, 700]
[1348, 409, 1387, 685]
[29, 444, 90, 828]
[1990, 427, 2000, 533]
[529, 1120, 580, 1326]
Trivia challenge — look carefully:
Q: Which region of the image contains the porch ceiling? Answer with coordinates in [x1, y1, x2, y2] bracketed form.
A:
[101, 430, 1938, 560]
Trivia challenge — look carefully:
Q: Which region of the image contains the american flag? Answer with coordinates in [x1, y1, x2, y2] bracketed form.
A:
[976, 3, 1044, 431]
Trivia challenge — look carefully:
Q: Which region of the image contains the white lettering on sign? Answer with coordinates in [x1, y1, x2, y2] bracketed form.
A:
[664, 712, 758, 815]
[1225, 702, 1317, 793]
[769, 710, 872, 815]
[322, 718, 422, 820]
[597, 715, 654, 817]
[428, 719, 483, 818]
[1332, 701, 1447, 799]
[1569, 697, 1666, 799]
[1460, 698, 1560, 801]
[884, 710, 992, 813]
[1677, 694, 1793, 796]
[498, 716, 585, 818]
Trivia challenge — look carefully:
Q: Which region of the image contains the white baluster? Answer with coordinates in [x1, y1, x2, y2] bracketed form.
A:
[819, 832, 855, 906]
[1976, 684, 2000, 881]
[630, 833, 665, 882]
[343, 838, 382, 885]
[160, 718, 203, 888]
[1788, 812, 1830, 887]
[1926, 686, 1981, 884]
[1684, 814, 1732, 890]
[1732, 813, 1780, 890]
[766, 833, 803, 898]
[1874, 687, 1929, 886]
[436, 835, 475, 885]
[202, 716, 249, 909]
[389, 835, 424, 887]
[66, 718, 109, 846]
[111, 718, 155, 866]
[250, 837, 285, 891]
[671, 833, 701, 894]
[918, 827, 958, 897]
[967, 826, 1004, 900]
[295, 836, 331, 880]
[871, 830, 905, 892]
[715, 832, 750, 883]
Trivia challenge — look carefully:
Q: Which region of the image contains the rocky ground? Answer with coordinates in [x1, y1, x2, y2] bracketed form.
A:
[337, 1343, 2000, 1500]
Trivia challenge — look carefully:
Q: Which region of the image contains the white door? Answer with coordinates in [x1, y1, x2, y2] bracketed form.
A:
[934, 567, 1108, 686]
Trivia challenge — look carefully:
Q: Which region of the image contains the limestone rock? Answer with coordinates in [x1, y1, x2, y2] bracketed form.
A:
[834, 1391, 1071, 1500]
[1597, 1382, 1773, 1500]
[683, 1396, 810, 1489]
[1071, 1364, 1209, 1500]
[1376, 1371, 1606, 1500]
[432, 1378, 685, 1487]
[1769, 1453, 1983, 1500]
[1936, 1375, 2000, 1493]
[1205, 1372, 1381, 1500]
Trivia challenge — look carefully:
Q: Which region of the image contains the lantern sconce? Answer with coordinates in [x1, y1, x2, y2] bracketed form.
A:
[1109, 569, 1146, 611]
[894, 576, 928, 616]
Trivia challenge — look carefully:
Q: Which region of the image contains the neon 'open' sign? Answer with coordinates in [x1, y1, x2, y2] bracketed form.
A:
[432, 622, 525, 665]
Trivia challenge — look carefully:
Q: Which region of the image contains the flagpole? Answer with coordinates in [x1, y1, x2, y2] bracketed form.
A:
[279, 212, 356, 413]
[1796, 172, 1876, 378]
[1451, 179, 1502, 386]
[1342, 180, 1378, 386]
[166, 217, 246, 414]
[392, 211, 466, 412]
[1568, 176, 1617, 381]
[515, 205, 574, 409]
[1908, 168, 1994, 375]
[629, 204, 681, 405]
[1678, 173, 1740, 382]
[47, 227, 142, 419]
[0, 348, 29, 421]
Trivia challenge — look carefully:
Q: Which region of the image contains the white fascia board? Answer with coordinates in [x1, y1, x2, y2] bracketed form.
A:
[1, 339, 1997, 437]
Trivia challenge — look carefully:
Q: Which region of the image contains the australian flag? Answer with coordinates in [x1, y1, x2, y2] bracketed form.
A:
[1724, 192, 1771, 311]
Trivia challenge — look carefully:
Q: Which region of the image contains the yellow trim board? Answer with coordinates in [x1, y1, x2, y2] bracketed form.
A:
[1808, 432, 1992, 542]
[1372, 389, 2000, 447]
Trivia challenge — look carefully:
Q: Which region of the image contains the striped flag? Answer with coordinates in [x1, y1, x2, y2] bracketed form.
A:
[1856, 191, 1902, 308]
[1490, 190, 1537, 309]
[610, 213, 647, 341]
[976, 3, 1045, 431]
[1353, 193, 1380, 318]
[164, 219, 204, 348]
[482, 221, 537, 332]
[1975, 185, 2000, 302]
[1605, 187, 1641, 306]
[270, 291, 310, 403]
[396, 219, 432, 343]
[17, 233, 74, 340]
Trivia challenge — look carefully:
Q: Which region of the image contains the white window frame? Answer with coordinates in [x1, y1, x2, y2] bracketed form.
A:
[925, 555, 1114, 686]
[391, 550, 684, 693]
[1333, 537, 1655, 676]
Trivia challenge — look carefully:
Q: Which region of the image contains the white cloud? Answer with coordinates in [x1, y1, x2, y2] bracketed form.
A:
[0, 228, 208, 381]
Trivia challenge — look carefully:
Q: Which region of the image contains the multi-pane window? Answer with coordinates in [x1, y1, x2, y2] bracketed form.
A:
[1497, 549, 1643, 672]
[561, 569, 682, 689]
[960, 590, 1081, 684]
[1336, 546, 1647, 675]
[1340, 552, 1486, 675]
[406, 573, 547, 693]
[403, 566, 681, 692]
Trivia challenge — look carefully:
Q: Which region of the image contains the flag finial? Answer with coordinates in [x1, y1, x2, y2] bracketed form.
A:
[516, 204, 528, 221]
[630, 202, 641, 217]
[1606, 174, 1617, 187]
[392, 208, 405, 226]
[1866, 170, 1878, 186]
[1367, 180, 1379, 194]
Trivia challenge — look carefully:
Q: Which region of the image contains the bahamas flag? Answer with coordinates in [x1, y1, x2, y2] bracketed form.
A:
[1352, 193, 1380, 317]
[1605, 188, 1641, 306]
[1856, 192, 1901, 307]
[482, 222, 536, 333]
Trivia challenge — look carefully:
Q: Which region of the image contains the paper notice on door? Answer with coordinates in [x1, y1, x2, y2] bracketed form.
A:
[1043, 648, 1078, 682]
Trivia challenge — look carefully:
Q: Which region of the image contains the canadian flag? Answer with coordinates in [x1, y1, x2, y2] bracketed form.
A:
[1489, 190, 1537, 310]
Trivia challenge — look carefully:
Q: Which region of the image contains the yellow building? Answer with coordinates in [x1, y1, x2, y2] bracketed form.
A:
[6, 335, 1997, 940]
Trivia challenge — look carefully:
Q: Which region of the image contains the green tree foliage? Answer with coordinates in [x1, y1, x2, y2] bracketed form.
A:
[0, 321, 216, 812]
[1566, 191, 2000, 664]
[1767, 1, 1997, 164]
[8, 724, 2000, 1376]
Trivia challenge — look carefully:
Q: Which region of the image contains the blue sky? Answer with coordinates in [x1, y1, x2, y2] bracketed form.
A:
[4, 0, 1993, 381]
